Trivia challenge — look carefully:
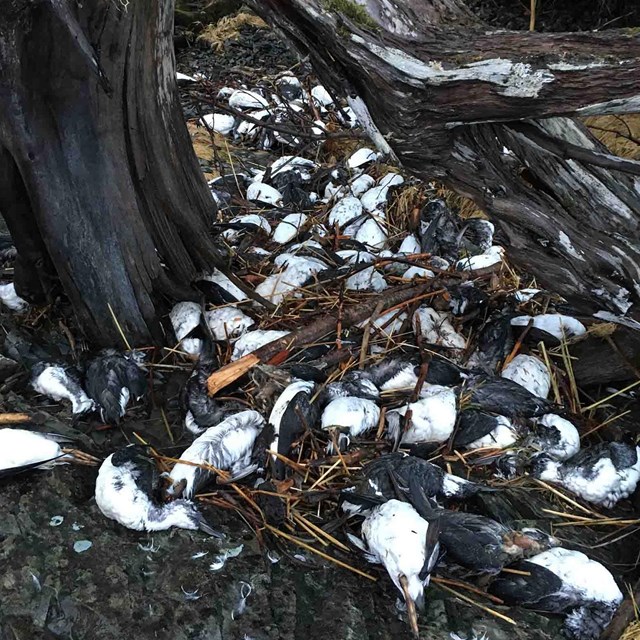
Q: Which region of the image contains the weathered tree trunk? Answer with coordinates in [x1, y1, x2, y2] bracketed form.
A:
[0, 0, 224, 346]
[249, 0, 640, 319]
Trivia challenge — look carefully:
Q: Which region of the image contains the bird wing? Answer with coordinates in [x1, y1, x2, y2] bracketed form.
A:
[419, 518, 441, 581]
[488, 560, 563, 606]
[0, 455, 66, 478]
[453, 410, 500, 447]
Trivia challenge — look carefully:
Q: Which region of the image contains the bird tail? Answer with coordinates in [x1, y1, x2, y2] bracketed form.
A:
[0, 455, 66, 478]
[441, 472, 496, 498]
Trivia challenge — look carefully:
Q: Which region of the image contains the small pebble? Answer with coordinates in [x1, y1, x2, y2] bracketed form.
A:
[73, 540, 93, 553]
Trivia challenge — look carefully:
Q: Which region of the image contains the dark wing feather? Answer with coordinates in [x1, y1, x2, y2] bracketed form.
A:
[453, 410, 501, 447]
[488, 561, 564, 607]
[466, 375, 552, 418]
[608, 441, 638, 470]
[0, 456, 65, 478]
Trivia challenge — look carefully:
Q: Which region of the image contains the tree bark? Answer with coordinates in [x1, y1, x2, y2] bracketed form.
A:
[0, 0, 224, 346]
[248, 0, 640, 318]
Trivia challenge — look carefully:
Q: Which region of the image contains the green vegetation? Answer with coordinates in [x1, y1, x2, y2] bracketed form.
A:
[323, 0, 379, 30]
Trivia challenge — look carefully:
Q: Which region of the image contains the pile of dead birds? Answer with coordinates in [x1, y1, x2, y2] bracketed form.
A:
[1, 69, 640, 640]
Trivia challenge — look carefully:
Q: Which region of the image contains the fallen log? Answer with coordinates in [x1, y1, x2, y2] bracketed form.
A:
[248, 0, 640, 319]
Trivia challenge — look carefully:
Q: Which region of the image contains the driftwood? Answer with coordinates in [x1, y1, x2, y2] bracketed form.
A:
[248, 0, 640, 319]
[0, 0, 225, 345]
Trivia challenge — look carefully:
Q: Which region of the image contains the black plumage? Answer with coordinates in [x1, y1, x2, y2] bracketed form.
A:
[111, 445, 161, 500]
[468, 310, 514, 373]
[364, 355, 464, 390]
[271, 388, 319, 479]
[419, 199, 461, 264]
[410, 492, 557, 574]
[453, 410, 505, 448]
[341, 452, 491, 514]
[445, 282, 489, 317]
[85, 350, 147, 424]
[489, 560, 565, 608]
[461, 218, 494, 253]
[464, 374, 552, 418]
[182, 342, 243, 434]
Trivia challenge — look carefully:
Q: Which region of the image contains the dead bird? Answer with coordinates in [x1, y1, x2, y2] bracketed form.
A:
[364, 355, 464, 392]
[95, 445, 222, 536]
[488, 548, 623, 640]
[321, 396, 380, 452]
[30, 361, 95, 415]
[501, 354, 550, 399]
[341, 452, 492, 515]
[165, 410, 265, 500]
[466, 309, 515, 373]
[0, 428, 98, 477]
[409, 485, 559, 574]
[419, 199, 461, 264]
[268, 379, 318, 479]
[386, 385, 458, 446]
[354, 499, 440, 638]
[85, 350, 147, 424]
[531, 440, 640, 508]
[462, 374, 553, 418]
[182, 341, 244, 436]
[445, 282, 489, 317]
[453, 410, 519, 451]
[527, 414, 581, 461]
[319, 369, 380, 403]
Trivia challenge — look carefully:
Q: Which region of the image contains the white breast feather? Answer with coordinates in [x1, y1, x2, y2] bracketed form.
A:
[389, 386, 457, 444]
[95, 455, 151, 531]
[321, 397, 380, 437]
[362, 500, 434, 603]
[169, 411, 265, 496]
[501, 354, 550, 398]
[0, 429, 64, 470]
[528, 548, 622, 605]
[465, 415, 517, 450]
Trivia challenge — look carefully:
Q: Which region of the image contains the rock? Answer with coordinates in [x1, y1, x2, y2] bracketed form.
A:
[0, 355, 19, 382]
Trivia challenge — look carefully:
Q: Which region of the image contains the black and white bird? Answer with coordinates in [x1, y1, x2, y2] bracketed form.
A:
[528, 414, 580, 461]
[453, 410, 518, 451]
[182, 341, 242, 436]
[321, 396, 380, 451]
[268, 379, 317, 478]
[531, 441, 640, 508]
[321, 369, 380, 402]
[85, 350, 147, 424]
[463, 374, 552, 418]
[30, 362, 95, 415]
[356, 499, 440, 638]
[489, 548, 623, 640]
[166, 410, 265, 499]
[386, 385, 457, 446]
[95, 445, 221, 535]
[467, 311, 514, 373]
[419, 199, 460, 264]
[501, 354, 550, 399]
[365, 356, 464, 392]
[341, 452, 491, 515]
[0, 428, 96, 477]
[411, 495, 559, 574]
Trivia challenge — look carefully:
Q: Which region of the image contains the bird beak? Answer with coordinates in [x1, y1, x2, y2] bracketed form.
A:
[398, 574, 420, 638]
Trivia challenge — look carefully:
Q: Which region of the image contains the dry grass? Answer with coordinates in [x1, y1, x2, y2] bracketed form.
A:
[197, 12, 267, 51]
[584, 114, 640, 160]
[621, 618, 640, 640]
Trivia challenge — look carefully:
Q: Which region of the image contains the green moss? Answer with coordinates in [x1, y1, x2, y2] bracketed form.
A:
[323, 0, 379, 30]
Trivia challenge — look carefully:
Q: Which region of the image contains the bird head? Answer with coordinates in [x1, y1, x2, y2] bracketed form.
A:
[513, 528, 561, 553]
